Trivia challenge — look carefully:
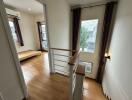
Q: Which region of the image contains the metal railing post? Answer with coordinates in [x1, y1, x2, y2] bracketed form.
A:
[69, 64, 74, 100]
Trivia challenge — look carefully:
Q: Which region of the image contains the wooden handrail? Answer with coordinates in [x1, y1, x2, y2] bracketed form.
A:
[68, 50, 80, 65]
[50, 48, 76, 52]
[75, 65, 85, 76]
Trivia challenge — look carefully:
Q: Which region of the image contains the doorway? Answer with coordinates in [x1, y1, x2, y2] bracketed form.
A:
[3, 0, 50, 63]
[3, 0, 51, 97]
[79, 5, 105, 79]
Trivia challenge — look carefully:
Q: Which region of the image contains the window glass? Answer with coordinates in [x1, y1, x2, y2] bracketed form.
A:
[42, 41, 48, 49]
[80, 19, 99, 53]
[9, 21, 18, 42]
[41, 24, 46, 40]
[41, 24, 48, 49]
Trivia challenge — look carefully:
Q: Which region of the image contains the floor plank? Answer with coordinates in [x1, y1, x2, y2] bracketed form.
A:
[21, 52, 107, 100]
[83, 78, 107, 100]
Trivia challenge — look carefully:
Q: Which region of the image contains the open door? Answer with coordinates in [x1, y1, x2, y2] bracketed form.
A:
[0, 0, 27, 99]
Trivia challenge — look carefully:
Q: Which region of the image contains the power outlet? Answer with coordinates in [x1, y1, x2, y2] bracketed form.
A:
[0, 92, 4, 100]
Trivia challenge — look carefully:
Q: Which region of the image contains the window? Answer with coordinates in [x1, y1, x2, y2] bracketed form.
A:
[9, 20, 18, 43]
[41, 24, 46, 40]
[37, 22, 48, 50]
[41, 24, 48, 49]
[8, 16, 24, 46]
[80, 19, 99, 53]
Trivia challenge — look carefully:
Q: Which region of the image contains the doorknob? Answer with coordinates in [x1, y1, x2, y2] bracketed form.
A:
[105, 53, 111, 59]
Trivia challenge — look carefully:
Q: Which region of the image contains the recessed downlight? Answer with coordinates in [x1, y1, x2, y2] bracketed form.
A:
[28, 8, 31, 11]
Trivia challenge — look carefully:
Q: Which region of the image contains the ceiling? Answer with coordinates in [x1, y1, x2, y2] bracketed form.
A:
[67, 0, 105, 5]
[4, 0, 43, 15]
[3, 0, 105, 14]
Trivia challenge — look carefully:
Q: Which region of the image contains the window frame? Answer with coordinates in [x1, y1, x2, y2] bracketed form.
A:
[80, 19, 99, 53]
[8, 18, 18, 42]
[8, 14, 24, 46]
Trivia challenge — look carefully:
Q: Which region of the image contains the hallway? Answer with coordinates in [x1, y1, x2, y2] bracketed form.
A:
[21, 52, 107, 100]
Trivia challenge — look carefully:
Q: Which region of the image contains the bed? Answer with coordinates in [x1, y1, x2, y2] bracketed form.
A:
[18, 50, 42, 61]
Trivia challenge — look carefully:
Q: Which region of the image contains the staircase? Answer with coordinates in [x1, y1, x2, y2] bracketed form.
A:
[50, 48, 85, 100]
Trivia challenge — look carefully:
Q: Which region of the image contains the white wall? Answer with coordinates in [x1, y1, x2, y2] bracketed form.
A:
[16, 11, 37, 52]
[6, 9, 38, 52]
[102, 0, 132, 99]
[45, 0, 70, 49]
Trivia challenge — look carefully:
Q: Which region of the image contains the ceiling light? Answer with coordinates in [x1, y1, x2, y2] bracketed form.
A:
[28, 8, 31, 11]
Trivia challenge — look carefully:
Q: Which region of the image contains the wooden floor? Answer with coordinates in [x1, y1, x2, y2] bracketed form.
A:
[21, 52, 107, 100]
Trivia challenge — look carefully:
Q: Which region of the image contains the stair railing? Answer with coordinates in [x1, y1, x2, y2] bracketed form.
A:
[50, 48, 85, 100]
[50, 48, 76, 75]
[68, 50, 85, 100]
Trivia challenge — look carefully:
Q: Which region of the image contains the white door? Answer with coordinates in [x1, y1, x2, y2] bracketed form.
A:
[79, 5, 105, 79]
[0, 0, 27, 99]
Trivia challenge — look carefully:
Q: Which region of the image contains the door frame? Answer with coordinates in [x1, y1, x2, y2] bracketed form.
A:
[0, 0, 27, 98]
[28, 0, 53, 73]
[1, 0, 53, 98]
[35, 0, 53, 73]
[41, 2, 53, 73]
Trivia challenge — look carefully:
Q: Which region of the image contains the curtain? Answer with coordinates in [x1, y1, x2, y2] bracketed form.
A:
[97, 1, 117, 83]
[13, 17, 24, 46]
[72, 8, 81, 55]
[37, 22, 43, 51]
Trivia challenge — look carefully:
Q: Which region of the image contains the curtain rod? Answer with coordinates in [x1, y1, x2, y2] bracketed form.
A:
[71, 0, 118, 9]
[7, 14, 20, 20]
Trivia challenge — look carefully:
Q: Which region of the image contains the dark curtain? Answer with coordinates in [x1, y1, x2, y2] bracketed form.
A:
[72, 8, 81, 55]
[37, 22, 43, 51]
[13, 17, 24, 46]
[97, 1, 117, 83]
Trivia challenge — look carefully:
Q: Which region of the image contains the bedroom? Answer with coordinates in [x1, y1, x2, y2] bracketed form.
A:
[4, 0, 48, 60]
[4, 0, 50, 83]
